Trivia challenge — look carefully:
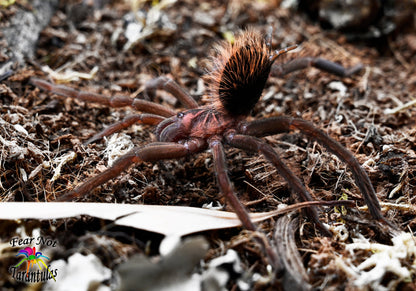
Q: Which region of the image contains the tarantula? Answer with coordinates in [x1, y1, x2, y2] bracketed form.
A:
[31, 28, 386, 247]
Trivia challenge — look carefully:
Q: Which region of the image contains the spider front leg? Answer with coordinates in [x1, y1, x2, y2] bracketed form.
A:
[241, 117, 387, 224]
[30, 78, 176, 117]
[209, 138, 257, 231]
[84, 113, 164, 145]
[209, 137, 282, 271]
[144, 76, 199, 109]
[225, 133, 331, 236]
[272, 57, 363, 78]
[31, 77, 198, 143]
[87, 76, 199, 143]
[57, 140, 205, 201]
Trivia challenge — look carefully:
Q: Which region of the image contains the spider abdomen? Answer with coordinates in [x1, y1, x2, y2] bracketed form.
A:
[208, 30, 274, 117]
[219, 46, 273, 116]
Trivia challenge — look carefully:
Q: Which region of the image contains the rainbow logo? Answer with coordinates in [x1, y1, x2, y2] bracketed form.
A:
[15, 246, 56, 281]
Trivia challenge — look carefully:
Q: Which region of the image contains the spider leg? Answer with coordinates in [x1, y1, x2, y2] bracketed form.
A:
[84, 113, 164, 145]
[144, 76, 199, 109]
[209, 138, 257, 231]
[225, 133, 331, 236]
[35, 258, 43, 270]
[30, 78, 175, 117]
[26, 260, 32, 275]
[58, 140, 206, 201]
[15, 258, 27, 267]
[37, 258, 57, 281]
[272, 57, 363, 78]
[240, 117, 385, 222]
[209, 137, 282, 271]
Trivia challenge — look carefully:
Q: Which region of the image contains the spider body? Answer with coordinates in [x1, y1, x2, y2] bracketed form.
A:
[31, 27, 389, 271]
[156, 108, 240, 143]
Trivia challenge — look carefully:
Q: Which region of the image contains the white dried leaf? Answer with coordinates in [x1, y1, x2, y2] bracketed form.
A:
[104, 133, 134, 167]
[122, 0, 177, 51]
[51, 151, 77, 182]
[0, 201, 335, 237]
[328, 81, 347, 97]
[0, 202, 308, 237]
[0, 134, 28, 160]
[13, 124, 28, 136]
[41, 65, 99, 83]
[43, 253, 111, 291]
[384, 98, 416, 114]
[19, 168, 27, 182]
[344, 232, 416, 289]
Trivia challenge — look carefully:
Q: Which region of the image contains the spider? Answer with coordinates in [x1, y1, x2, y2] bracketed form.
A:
[31, 27, 388, 266]
[15, 246, 56, 281]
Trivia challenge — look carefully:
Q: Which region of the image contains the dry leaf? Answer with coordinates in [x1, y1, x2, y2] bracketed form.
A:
[0, 201, 352, 236]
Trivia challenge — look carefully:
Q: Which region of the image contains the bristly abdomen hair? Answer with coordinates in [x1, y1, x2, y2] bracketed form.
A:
[206, 28, 296, 117]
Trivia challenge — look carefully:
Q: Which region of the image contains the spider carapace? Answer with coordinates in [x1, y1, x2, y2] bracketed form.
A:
[31, 27, 390, 270]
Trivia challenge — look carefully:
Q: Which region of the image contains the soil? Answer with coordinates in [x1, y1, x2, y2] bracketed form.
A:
[1, 1, 416, 290]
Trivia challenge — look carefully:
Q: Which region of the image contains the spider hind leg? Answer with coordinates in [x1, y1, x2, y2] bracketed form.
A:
[225, 133, 331, 236]
[273, 57, 363, 78]
[242, 116, 387, 224]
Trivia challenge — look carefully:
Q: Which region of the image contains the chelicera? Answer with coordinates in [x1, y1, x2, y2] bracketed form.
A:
[31, 28, 388, 268]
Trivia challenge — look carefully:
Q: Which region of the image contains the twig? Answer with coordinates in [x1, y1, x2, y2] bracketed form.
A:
[384, 98, 416, 115]
[358, 201, 416, 214]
